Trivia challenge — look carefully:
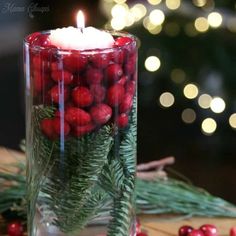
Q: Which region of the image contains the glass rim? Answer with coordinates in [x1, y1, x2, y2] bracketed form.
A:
[24, 29, 139, 55]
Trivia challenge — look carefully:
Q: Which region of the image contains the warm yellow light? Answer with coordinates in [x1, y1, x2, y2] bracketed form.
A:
[210, 97, 226, 113]
[124, 13, 135, 26]
[159, 92, 175, 108]
[143, 17, 156, 30]
[166, 0, 181, 10]
[198, 94, 212, 109]
[149, 25, 162, 35]
[111, 4, 128, 18]
[194, 17, 209, 32]
[114, 0, 127, 3]
[229, 113, 236, 129]
[192, 0, 207, 7]
[183, 84, 199, 99]
[164, 22, 180, 36]
[181, 108, 196, 124]
[76, 10, 85, 29]
[148, 0, 162, 5]
[111, 17, 126, 30]
[149, 9, 165, 25]
[145, 56, 161, 72]
[171, 68, 186, 83]
[201, 118, 217, 135]
[207, 12, 223, 28]
[130, 4, 147, 21]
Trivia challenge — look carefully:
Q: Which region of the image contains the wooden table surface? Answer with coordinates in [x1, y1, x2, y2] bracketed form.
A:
[0, 147, 236, 235]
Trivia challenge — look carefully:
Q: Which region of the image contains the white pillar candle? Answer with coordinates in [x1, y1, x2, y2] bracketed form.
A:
[49, 11, 114, 50]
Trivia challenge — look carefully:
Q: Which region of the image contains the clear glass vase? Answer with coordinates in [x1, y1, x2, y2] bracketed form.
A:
[24, 31, 138, 236]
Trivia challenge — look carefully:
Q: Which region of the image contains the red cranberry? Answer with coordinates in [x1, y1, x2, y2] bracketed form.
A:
[49, 85, 69, 104]
[106, 64, 123, 83]
[124, 56, 136, 75]
[26, 32, 41, 44]
[126, 80, 136, 96]
[7, 221, 24, 236]
[178, 225, 194, 236]
[119, 93, 133, 113]
[137, 232, 148, 236]
[90, 104, 112, 125]
[90, 53, 110, 68]
[51, 70, 74, 85]
[117, 75, 129, 86]
[90, 85, 106, 103]
[31, 34, 51, 48]
[63, 54, 88, 73]
[52, 118, 70, 136]
[51, 62, 62, 72]
[109, 50, 124, 64]
[65, 107, 91, 126]
[40, 118, 56, 139]
[230, 227, 236, 236]
[107, 84, 125, 107]
[32, 55, 42, 71]
[188, 229, 204, 236]
[73, 123, 95, 137]
[114, 36, 133, 47]
[116, 113, 129, 128]
[72, 86, 94, 107]
[33, 72, 51, 92]
[86, 67, 103, 84]
[199, 224, 218, 236]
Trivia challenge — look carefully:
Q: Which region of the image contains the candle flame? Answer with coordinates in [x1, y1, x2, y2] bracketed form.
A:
[77, 10, 85, 29]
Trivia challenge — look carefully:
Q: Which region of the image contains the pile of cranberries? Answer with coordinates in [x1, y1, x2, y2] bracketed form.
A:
[179, 224, 236, 236]
[26, 32, 137, 139]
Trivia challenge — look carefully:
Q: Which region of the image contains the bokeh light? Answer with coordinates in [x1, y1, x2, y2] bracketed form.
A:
[208, 12, 223, 28]
[149, 25, 163, 35]
[147, 0, 162, 5]
[192, 0, 207, 7]
[111, 17, 126, 30]
[159, 92, 175, 107]
[194, 17, 209, 32]
[114, 0, 127, 3]
[181, 108, 196, 124]
[201, 118, 217, 135]
[166, 0, 181, 10]
[198, 94, 212, 109]
[183, 83, 199, 99]
[130, 4, 147, 22]
[229, 113, 236, 129]
[111, 4, 128, 18]
[210, 97, 226, 113]
[149, 9, 165, 25]
[145, 56, 161, 72]
[171, 68, 186, 83]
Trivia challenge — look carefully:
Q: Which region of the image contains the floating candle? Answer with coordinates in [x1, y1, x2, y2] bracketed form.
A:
[49, 11, 114, 50]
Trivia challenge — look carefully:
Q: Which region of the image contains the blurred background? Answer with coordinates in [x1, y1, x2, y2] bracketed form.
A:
[0, 0, 236, 203]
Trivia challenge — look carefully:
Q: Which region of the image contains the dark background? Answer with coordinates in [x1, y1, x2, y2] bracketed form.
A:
[0, 0, 235, 203]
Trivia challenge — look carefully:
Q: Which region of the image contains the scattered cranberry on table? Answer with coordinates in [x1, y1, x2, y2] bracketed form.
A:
[200, 224, 218, 236]
[188, 229, 205, 236]
[179, 225, 194, 236]
[230, 227, 236, 236]
[7, 221, 24, 236]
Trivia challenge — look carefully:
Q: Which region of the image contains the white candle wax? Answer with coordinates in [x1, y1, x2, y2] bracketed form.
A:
[49, 26, 115, 50]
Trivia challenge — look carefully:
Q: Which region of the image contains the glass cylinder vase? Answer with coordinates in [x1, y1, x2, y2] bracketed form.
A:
[24, 31, 138, 236]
